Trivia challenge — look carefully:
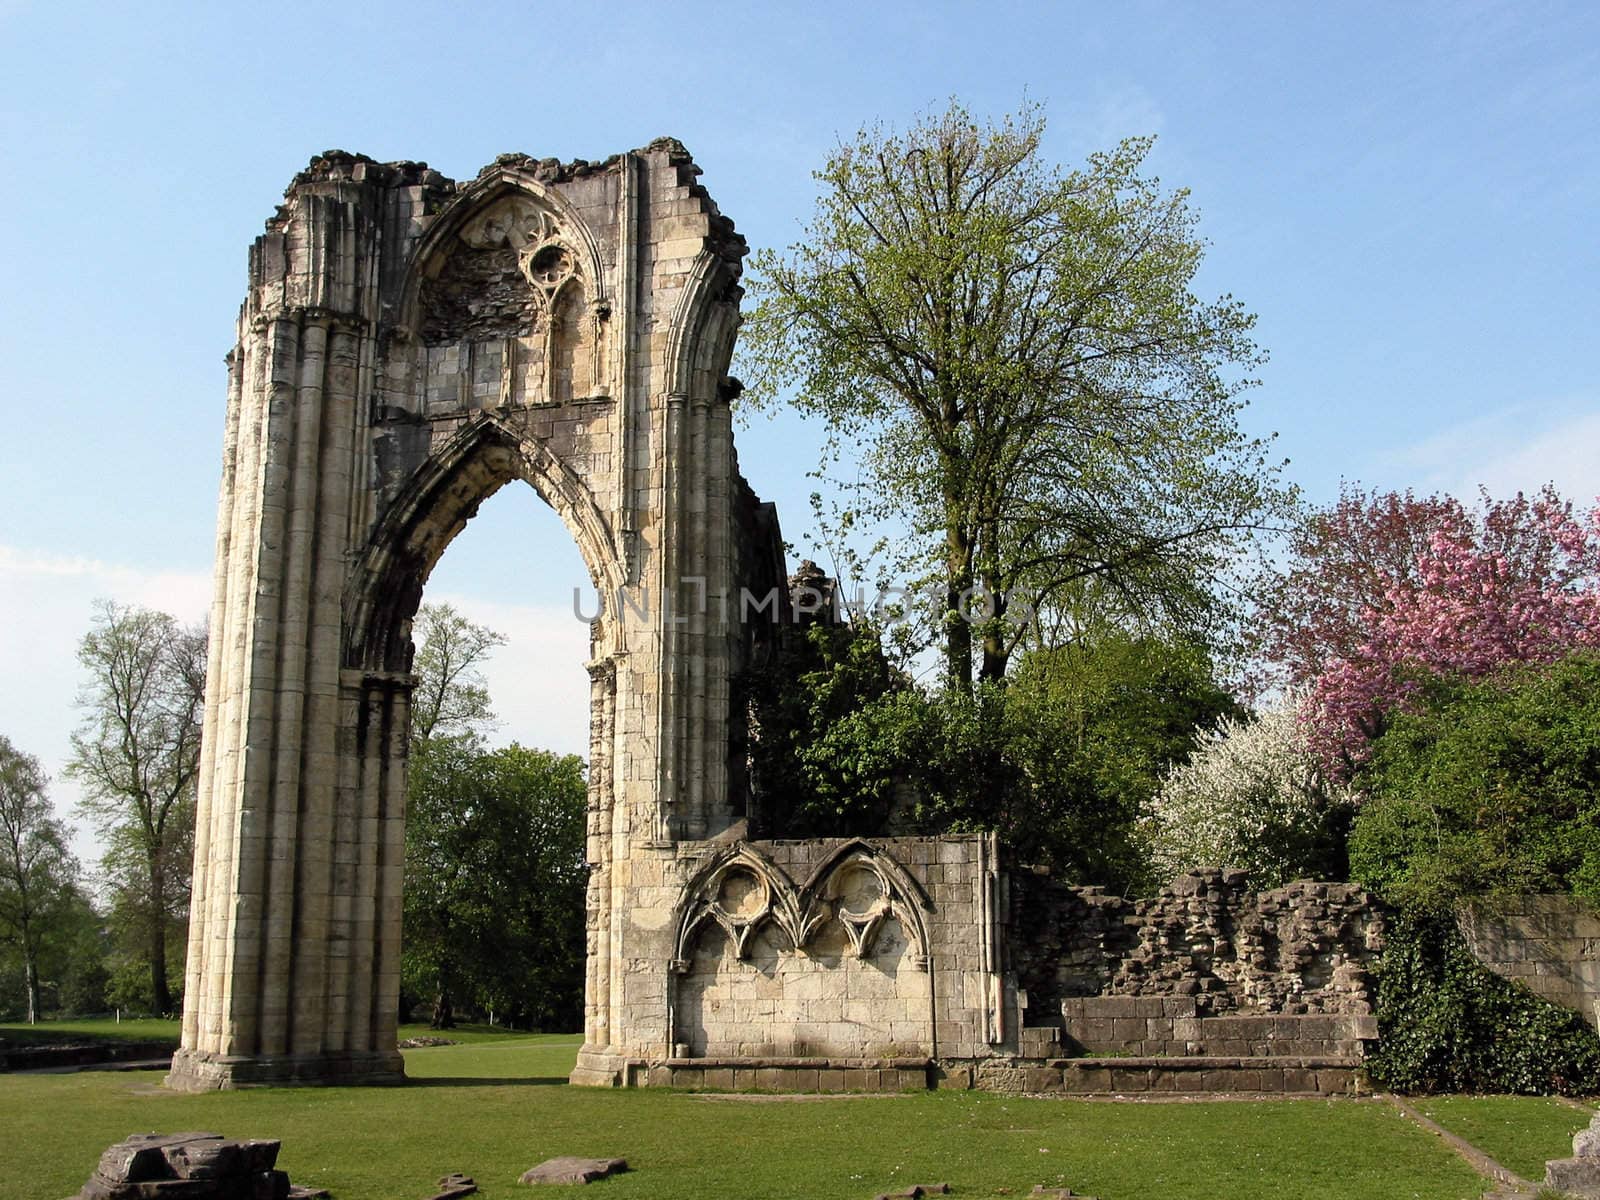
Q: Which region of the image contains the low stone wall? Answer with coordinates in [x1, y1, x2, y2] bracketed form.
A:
[1459, 895, 1600, 1030]
[666, 834, 1005, 1069]
[1054, 996, 1373, 1059]
[1010, 868, 1385, 1022]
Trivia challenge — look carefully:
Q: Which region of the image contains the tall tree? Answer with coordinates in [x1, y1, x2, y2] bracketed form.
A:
[409, 603, 507, 746]
[1251, 486, 1600, 773]
[743, 100, 1289, 688]
[66, 601, 205, 1016]
[0, 737, 78, 1023]
[404, 740, 587, 1030]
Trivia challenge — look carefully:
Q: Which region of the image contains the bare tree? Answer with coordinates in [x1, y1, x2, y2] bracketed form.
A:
[66, 600, 205, 1016]
[0, 736, 76, 1023]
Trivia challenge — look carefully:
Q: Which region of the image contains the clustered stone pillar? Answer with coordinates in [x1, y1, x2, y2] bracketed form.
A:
[169, 143, 766, 1090]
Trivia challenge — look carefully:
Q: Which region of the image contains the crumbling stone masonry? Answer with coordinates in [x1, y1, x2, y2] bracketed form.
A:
[169, 143, 787, 1090]
[172, 144, 1386, 1093]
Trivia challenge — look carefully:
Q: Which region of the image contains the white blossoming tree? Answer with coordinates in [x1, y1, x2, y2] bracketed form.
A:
[1147, 705, 1355, 889]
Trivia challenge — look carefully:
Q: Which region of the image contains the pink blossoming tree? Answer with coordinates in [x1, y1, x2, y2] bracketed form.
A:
[1255, 486, 1600, 776]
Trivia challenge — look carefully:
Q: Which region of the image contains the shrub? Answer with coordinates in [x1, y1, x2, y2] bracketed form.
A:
[1367, 909, 1600, 1095]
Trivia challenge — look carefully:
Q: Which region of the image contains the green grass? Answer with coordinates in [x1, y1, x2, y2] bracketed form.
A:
[0, 1016, 182, 1047]
[397, 1021, 552, 1044]
[1415, 1095, 1598, 1182]
[1, 1036, 1491, 1200]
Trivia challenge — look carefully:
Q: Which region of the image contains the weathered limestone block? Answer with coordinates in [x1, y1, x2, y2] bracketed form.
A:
[73, 1133, 323, 1200]
[518, 1157, 627, 1185]
[1546, 1111, 1600, 1198]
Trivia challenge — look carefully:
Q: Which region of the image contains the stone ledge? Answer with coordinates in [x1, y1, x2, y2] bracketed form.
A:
[1048, 1054, 1361, 1070]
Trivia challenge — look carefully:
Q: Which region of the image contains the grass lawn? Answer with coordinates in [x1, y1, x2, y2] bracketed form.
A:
[0, 1016, 182, 1047]
[1415, 1095, 1598, 1182]
[1, 1035, 1492, 1200]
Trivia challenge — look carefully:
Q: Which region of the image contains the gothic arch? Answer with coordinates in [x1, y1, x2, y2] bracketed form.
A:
[344, 413, 624, 675]
[170, 143, 775, 1093]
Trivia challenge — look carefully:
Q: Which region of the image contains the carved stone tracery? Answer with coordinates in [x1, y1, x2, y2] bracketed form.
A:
[672, 841, 932, 970]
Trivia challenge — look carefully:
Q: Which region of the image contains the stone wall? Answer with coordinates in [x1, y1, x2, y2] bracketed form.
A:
[1009, 869, 1384, 1061]
[661, 835, 1006, 1076]
[1459, 895, 1600, 1030]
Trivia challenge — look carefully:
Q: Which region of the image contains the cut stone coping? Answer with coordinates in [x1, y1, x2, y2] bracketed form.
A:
[1384, 1096, 1532, 1192]
[1047, 1055, 1361, 1069]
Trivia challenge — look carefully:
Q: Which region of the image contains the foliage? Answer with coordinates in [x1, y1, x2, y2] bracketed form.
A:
[1350, 653, 1600, 912]
[983, 634, 1241, 890]
[742, 100, 1289, 688]
[1251, 485, 1600, 774]
[1147, 705, 1355, 889]
[403, 739, 587, 1031]
[0, 736, 81, 1023]
[743, 621, 909, 837]
[1368, 909, 1600, 1096]
[65, 601, 204, 1017]
[409, 603, 506, 746]
[748, 627, 1235, 892]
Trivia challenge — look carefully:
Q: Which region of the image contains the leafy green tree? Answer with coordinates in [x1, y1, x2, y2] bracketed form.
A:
[743, 621, 908, 837]
[1350, 652, 1600, 912]
[948, 633, 1240, 890]
[0, 737, 79, 1022]
[749, 627, 1235, 892]
[410, 603, 506, 746]
[404, 740, 587, 1030]
[743, 100, 1288, 688]
[66, 601, 205, 1016]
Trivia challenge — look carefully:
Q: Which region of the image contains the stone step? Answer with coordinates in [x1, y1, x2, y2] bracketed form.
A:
[1043, 1054, 1365, 1096]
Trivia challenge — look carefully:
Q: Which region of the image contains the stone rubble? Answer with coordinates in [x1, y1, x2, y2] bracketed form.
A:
[72, 1132, 326, 1200]
[1545, 1109, 1600, 1198]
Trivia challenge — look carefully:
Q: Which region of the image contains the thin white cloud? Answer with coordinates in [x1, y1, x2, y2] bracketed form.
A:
[1379, 398, 1600, 505]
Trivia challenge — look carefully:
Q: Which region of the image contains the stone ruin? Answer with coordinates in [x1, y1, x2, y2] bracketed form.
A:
[72, 1133, 325, 1200]
[1547, 1108, 1600, 1197]
[170, 141, 1385, 1095]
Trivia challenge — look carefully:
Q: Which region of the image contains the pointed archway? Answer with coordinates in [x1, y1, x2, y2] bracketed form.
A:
[169, 143, 786, 1090]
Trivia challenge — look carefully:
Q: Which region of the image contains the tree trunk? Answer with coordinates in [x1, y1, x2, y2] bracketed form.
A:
[149, 856, 171, 1016]
[944, 516, 975, 692]
[431, 989, 455, 1029]
[978, 570, 1010, 684]
[23, 938, 39, 1025]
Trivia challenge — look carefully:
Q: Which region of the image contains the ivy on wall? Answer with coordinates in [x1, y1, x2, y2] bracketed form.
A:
[1368, 909, 1600, 1096]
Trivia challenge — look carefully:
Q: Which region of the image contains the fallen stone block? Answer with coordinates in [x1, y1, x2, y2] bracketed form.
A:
[429, 1173, 477, 1199]
[519, 1157, 628, 1185]
[1029, 1188, 1098, 1200]
[74, 1132, 306, 1200]
[1545, 1156, 1600, 1197]
[873, 1186, 951, 1199]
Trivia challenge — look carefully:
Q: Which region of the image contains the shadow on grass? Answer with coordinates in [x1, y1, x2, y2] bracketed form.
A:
[404, 1075, 570, 1088]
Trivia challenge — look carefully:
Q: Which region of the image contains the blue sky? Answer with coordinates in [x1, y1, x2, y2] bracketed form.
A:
[1, 0, 1596, 852]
